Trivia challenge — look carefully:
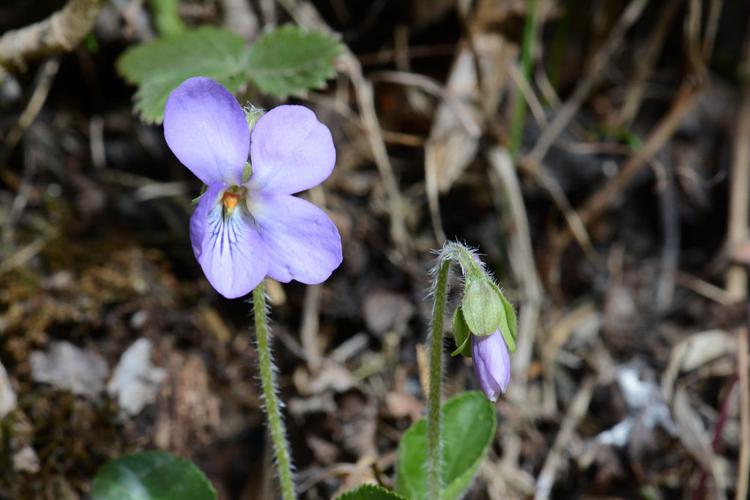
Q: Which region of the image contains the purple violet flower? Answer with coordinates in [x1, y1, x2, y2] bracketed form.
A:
[163, 77, 342, 298]
[471, 330, 511, 402]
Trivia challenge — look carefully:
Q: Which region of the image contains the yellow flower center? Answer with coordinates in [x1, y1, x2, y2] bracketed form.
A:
[222, 191, 241, 210]
[221, 185, 247, 216]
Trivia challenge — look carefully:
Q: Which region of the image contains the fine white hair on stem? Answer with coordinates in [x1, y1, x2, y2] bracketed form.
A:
[251, 285, 297, 499]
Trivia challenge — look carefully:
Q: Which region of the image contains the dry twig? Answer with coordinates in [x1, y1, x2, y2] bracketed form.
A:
[725, 18, 750, 301]
[737, 328, 750, 500]
[275, 0, 410, 254]
[487, 148, 543, 394]
[523, 0, 648, 164]
[534, 377, 596, 500]
[614, 0, 680, 127]
[1, 58, 60, 165]
[551, 81, 703, 264]
[0, 0, 103, 71]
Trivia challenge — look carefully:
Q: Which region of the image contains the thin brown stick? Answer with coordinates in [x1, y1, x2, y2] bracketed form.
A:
[737, 328, 750, 500]
[275, 0, 410, 253]
[684, 0, 704, 76]
[524, 0, 648, 163]
[0, 0, 103, 70]
[534, 377, 596, 500]
[675, 271, 735, 306]
[614, 0, 680, 127]
[701, 0, 724, 61]
[577, 81, 702, 229]
[300, 285, 322, 370]
[369, 70, 480, 138]
[726, 20, 750, 301]
[1, 58, 60, 164]
[487, 148, 543, 395]
[546, 82, 702, 285]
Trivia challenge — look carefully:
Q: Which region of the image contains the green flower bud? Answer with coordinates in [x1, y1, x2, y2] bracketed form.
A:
[461, 275, 506, 337]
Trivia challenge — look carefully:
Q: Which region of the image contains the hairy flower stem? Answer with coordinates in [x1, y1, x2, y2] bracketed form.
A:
[253, 282, 296, 500]
[427, 259, 451, 500]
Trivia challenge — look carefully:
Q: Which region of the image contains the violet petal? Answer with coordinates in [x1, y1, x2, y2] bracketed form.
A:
[164, 77, 249, 185]
[251, 192, 342, 284]
[471, 331, 511, 402]
[190, 183, 269, 298]
[249, 105, 335, 194]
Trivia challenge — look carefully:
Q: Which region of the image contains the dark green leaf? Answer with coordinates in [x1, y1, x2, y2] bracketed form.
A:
[91, 451, 216, 500]
[395, 392, 496, 500]
[336, 484, 407, 500]
[117, 27, 250, 123]
[246, 25, 343, 98]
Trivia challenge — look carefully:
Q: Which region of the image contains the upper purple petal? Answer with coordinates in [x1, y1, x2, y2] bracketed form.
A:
[250, 192, 342, 284]
[471, 331, 511, 402]
[248, 105, 335, 194]
[190, 183, 269, 298]
[164, 77, 249, 185]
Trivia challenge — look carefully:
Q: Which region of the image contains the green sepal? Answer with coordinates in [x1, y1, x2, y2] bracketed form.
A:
[191, 184, 208, 205]
[497, 285, 517, 352]
[242, 162, 252, 183]
[243, 105, 264, 130]
[450, 307, 472, 357]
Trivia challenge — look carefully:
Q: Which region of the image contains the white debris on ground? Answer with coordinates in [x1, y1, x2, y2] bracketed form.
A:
[0, 360, 17, 418]
[595, 364, 676, 447]
[12, 446, 40, 473]
[107, 338, 166, 416]
[30, 341, 108, 400]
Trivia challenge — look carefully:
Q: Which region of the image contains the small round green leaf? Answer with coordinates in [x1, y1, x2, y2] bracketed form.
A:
[395, 392, 496, 500]
[91, 451, 216, 500]
[336, 484, 407, 500]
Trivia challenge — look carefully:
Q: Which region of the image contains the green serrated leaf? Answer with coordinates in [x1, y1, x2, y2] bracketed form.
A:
[246, 25, 343, 98]
[395, 392, 496, 500]
[336, 484, 407, 500]
[117, 27, 250, 123]
[91, 451, 216, 500]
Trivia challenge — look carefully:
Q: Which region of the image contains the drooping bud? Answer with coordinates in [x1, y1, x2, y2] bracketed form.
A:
[461, 275, 507, 337]
[471, 331, 511, 402]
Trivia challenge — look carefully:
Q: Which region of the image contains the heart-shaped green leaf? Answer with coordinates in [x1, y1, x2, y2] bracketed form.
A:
[395, 392, 496, 500]
[91, 451, 216, 500]
[336, 484, 407, 500]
